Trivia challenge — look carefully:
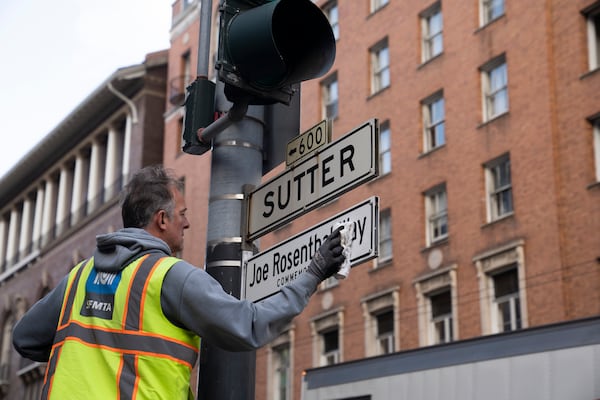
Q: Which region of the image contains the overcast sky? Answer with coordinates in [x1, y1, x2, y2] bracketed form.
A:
[0, 0, 173, 179]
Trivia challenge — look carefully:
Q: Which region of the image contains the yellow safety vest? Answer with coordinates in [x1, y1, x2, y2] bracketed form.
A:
[41, 254, 200, 400]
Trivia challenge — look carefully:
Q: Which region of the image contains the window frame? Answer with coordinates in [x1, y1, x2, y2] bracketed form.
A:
[421, 3, 443, 63]
[323, 1, 339, 41]
[361, 288, 399, 357]
[321, 73, 339, 120]
[370, 38, 390, 95]
[320, 275, 339, 290]
[379, 120, 392, 175]
[377, 208, 392, 264]
[376, 310, 395, 354]
[183, 0, 195, 11]
[480, 0, 505, 26]
[491, 267, 522, 333]
[311, 310, 343, 367]
[370, 0, 389, 14]
[484, 154, 513, 222]
[321, 328, 340, 366]
[424, 184, 448, 245]
[422, 91, 446, 152]
[480, 56, 509, 121]
[592, 117, 600, 182]
[473, 241, 528, 335]
[414, 266, 458, 346]
[429, 288, 454, 344]
[271, 342, 291, 400]
[583, 3, 600, 71]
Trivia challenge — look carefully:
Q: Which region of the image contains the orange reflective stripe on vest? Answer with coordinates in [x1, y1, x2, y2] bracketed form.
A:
[50, 320, 198, 365]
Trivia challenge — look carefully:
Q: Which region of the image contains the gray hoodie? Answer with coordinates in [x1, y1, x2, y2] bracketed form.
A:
[13, 228, 321, 362]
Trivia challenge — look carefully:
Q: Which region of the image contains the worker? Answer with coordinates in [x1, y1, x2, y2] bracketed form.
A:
[13, 164, 345, 399]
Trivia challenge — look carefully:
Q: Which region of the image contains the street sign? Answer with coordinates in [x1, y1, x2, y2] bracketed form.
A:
[286, 119, 331, 166]
[243, 196, 379, 302]
[247, 118, 379, 240]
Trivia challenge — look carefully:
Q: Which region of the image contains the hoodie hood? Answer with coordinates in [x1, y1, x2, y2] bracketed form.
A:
[93, 228, 171, 272]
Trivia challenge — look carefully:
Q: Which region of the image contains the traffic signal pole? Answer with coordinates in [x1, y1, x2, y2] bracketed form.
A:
[194, 1, 261, 398]
[197, 100, 263, 400]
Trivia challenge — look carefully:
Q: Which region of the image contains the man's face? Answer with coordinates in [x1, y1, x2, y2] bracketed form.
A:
[164, 188, 190, 254]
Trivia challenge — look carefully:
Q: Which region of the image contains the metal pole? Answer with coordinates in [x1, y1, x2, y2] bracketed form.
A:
[197, 105, 263, 399]
[197, 0, 213, 77]
[196, 2, 261, 399]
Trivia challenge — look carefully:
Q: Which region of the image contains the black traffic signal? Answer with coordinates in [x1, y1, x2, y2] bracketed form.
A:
[182, 76, 216, 155]
[217, 0, 336, 105]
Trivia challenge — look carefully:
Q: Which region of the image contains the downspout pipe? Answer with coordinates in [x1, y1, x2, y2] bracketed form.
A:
[107, 82, 139, 124]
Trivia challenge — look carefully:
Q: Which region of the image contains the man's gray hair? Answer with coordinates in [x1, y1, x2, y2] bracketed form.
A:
[120, 165, 184, 228]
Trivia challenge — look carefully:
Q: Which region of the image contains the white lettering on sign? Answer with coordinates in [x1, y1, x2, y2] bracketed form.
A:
[248, 119, 378, 240]
[244, 197, 378, 302]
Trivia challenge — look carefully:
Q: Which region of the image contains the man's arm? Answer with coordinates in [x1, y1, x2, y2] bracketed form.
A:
[12, 276, 67, 362]
[161, 227, 344, 351]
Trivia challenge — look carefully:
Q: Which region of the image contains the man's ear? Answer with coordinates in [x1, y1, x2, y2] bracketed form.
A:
[155, 210, 168, 230]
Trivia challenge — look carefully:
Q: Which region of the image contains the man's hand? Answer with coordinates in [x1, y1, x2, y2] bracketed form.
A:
[307, 226, 346, 281]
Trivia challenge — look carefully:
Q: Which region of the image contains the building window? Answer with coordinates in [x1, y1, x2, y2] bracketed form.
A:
[592, 118, 600, 182]
[177, 116, 184, 154]
[370, 39, 390, 94]
[182, 52, 193, 91]
[268, 330, 292, 400]
[320, 274, 339, 290]
[422, 91, 445, 152]
[378, 208, 392, 263]
[272, 344, 291, 400]
[481, 56, 509, 121]
[414, 266, 457, 346]
[421, 3, 443, 62]
[361, 289, 399, 357]
[376, 310, 395, 354]
[321, 329, 340, 365]
[485, 154, 513, 221]
[371, 0, 389, 13]
[425, 184, 448, 245]
[311, 311, 342, 367]
[324, 1, 339, 40]
[379, 121, 392, 175]
[491, 267, 522, 332]
[480, 0, 505, 26]
[169, 52, 192, 106]
[429, 289, 453, 344]
[584, 3, 600, 71]
[474, 241, 528, 335]
[321, 73, 338, 120]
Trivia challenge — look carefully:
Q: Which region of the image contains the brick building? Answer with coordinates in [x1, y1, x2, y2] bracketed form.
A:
[165, 0, 599, 399]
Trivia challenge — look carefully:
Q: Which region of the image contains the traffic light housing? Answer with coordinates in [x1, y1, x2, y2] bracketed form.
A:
[217, 0, 336, 105]
[182, 76, 215, 155]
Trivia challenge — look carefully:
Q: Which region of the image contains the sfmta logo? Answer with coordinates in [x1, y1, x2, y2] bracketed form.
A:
[85, 299, 113, 312]
[93, 272, 117, 286]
